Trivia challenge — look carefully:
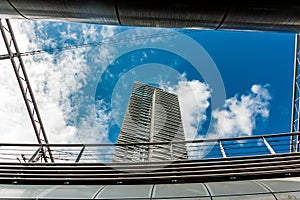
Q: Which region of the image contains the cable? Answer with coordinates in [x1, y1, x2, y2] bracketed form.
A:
[1, 28, 203, 59]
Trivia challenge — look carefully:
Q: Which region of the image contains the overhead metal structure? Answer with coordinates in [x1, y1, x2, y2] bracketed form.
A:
[291, 34, 300, 152]
[0, 19, 53, 163]
[0, 1, 300, 33]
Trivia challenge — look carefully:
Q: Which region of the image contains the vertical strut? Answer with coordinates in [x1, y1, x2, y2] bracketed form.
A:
[219, 140, 227, 158]
[291, 34, 300, 152]
[262, 137, 276, 155]
[0, 19, 54, 162]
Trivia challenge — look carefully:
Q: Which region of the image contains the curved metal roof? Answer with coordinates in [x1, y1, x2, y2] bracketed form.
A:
[1, 177, 300, 199]
[1, 0, 300, 32]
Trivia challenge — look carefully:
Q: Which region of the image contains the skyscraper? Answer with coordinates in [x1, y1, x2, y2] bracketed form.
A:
[113, 81, 187, 162]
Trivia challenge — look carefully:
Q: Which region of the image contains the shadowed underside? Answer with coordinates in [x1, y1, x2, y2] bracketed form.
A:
[1, 1, 300, 33]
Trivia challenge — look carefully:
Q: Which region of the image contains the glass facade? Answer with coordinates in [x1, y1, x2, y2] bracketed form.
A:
[1, 177, 300, 199]
[113, 81, 187, 162]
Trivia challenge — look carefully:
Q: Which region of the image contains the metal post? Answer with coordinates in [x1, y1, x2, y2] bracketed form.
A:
[219, 140, 227, 158]
[28, 146, 42, 163]
[75, 146, 85, 163]
[0, 19, 54, 162]
[291, 34, 300, 152]
[262, 137, 276, 155]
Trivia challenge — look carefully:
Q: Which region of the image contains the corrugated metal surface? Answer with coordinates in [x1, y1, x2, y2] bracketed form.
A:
[116, 1, 228, 28]
[0, 0, 119, 24]
[1, 0, 300, 32]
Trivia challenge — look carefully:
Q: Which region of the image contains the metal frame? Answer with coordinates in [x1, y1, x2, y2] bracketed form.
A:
[291, 34, 300, 152]
[0, 151, 299, 185]
[0, 19, 53, 162]
[0, 131, 296, 163]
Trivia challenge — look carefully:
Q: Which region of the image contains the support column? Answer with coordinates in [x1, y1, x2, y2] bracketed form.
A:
[291, 34, 300, 152]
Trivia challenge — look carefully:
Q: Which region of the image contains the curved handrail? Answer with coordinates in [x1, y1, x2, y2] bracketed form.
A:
[0, 132, 297, 163]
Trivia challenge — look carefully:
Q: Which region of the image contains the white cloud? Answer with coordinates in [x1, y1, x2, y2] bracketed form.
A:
[0, 61, 36, 142]
[0, 19, 117, 144]
[160, 78, 271, 142]
[73, 102, 112, 144]
[212, 84, 271, 138]
[160, 76, 211, 140]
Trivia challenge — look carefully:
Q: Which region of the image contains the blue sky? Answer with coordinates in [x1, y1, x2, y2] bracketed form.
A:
[191, 30, 295, 135]
[0, 20, 296, 144]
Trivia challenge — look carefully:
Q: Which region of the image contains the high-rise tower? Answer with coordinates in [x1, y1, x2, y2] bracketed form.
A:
[113, 81, 187, 162]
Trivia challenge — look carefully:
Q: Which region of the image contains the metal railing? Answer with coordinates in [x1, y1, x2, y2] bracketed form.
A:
[0, 132, 298, 163]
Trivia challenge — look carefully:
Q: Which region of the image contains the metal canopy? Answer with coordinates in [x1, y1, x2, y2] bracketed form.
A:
[1, 177, 300, 199]
[1, 1, 300, 32]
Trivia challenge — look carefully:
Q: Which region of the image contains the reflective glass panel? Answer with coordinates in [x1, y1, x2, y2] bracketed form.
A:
[206, 180, 269, 196]
[275, 191, 300, 199]
[95, 184, 152, 199]
[41, 185, 103, 199]
[0, 184, 54, 198]
[258, 177, 300, 192]
[155, 198, 211, 200]
[212, 194, 275, 200]
[153, 183, 209, 198]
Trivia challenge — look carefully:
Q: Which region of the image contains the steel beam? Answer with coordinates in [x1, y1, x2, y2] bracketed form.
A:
[0, 19, 54, 162]
[291, 34, 300, 152]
